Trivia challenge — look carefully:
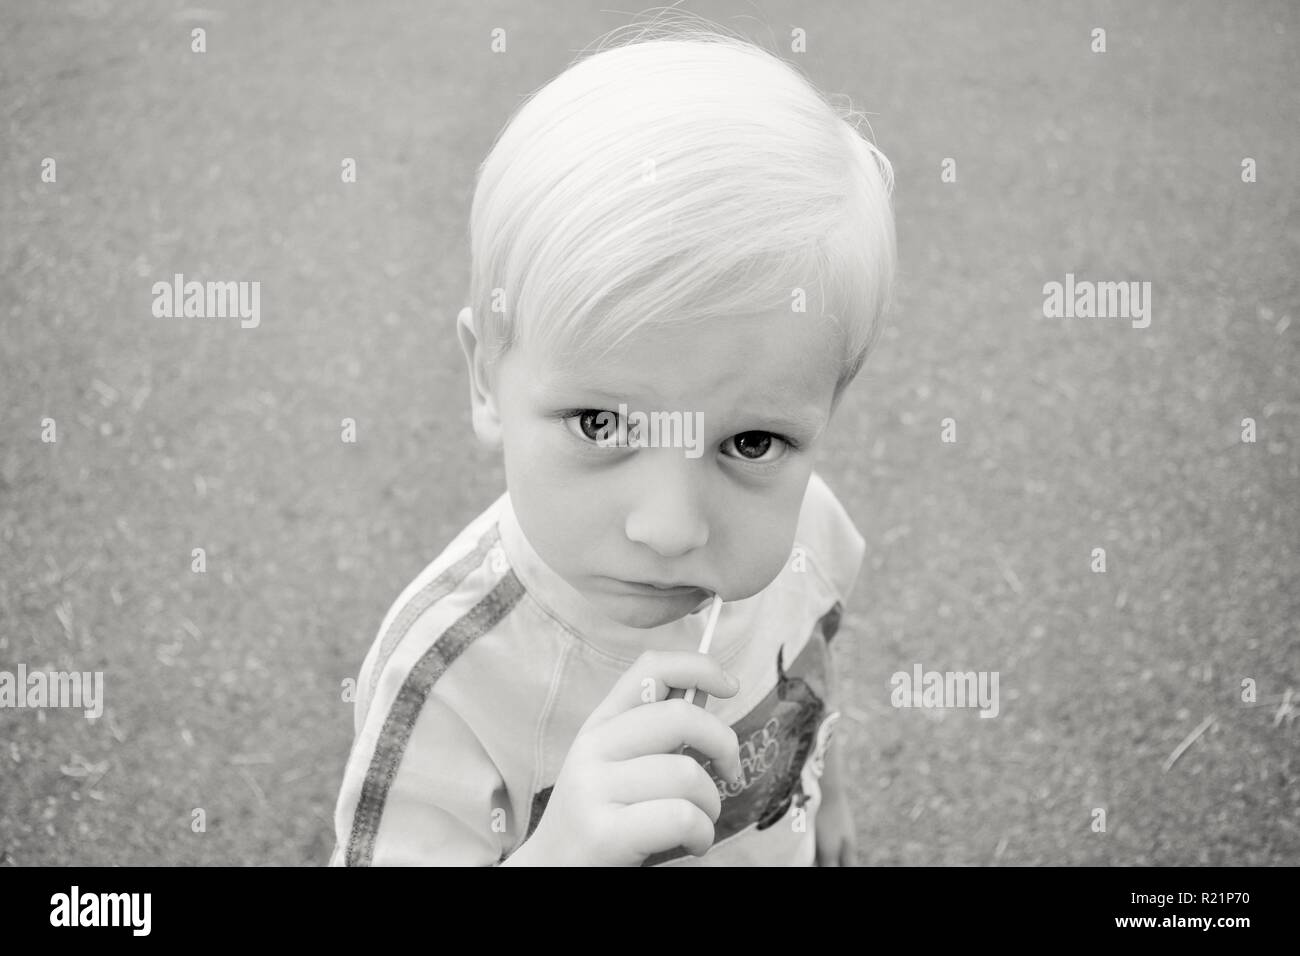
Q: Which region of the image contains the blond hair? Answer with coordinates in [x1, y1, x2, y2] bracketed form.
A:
[467, 16, 896, 393]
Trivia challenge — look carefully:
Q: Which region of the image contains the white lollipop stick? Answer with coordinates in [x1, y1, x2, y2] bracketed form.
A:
[683, 593, 724, 706]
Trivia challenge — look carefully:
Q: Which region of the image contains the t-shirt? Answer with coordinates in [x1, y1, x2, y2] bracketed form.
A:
[330, 471, 865, 866]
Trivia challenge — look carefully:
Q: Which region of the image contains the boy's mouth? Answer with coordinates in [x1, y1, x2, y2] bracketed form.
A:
[604, 577, 704, 597]
[590, 579, 718, 626]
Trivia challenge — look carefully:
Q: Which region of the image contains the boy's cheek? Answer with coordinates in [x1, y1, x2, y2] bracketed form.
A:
[724, 526, 803, 600]
[502, 429, 573, 500]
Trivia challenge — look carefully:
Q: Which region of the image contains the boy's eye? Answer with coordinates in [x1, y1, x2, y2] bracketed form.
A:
[564, 409, 624, 445]
[721, 431, 787, 463]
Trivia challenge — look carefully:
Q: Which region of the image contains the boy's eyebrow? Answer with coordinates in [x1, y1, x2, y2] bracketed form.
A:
[535, 374, 663, 406]
[748, 405, 827, 438]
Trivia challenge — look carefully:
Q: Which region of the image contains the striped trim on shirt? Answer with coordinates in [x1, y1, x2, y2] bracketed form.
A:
[344, 525, 525, 867]
[364, 525, 506, 706]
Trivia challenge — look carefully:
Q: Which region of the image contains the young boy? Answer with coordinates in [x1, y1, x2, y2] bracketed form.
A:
[331, 25, 895, 866]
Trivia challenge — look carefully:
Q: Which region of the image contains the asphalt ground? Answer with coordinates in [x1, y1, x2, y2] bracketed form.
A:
[1, 0, 1296, 865]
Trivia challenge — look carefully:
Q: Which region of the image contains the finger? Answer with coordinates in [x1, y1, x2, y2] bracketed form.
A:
[616, 799, 717, 859]
[665, 685, 711, 710]
[607, 754, 724, 823]
[587, 650, 740, 725]
[589, 698, 743, 785]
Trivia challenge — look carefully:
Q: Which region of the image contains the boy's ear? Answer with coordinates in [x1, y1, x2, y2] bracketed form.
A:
[456, 306, 504, 448]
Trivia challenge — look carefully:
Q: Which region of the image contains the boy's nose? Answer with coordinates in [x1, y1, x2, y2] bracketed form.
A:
[623, 455, 710, 559]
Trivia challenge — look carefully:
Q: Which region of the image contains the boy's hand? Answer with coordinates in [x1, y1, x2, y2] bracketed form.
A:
[813, 789, 858, 866]
[502, 650, 743, 867]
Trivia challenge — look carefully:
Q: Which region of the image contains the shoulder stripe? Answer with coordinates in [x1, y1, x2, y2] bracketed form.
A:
[366, 524, 504, 705]
[345, 569, 526, 867]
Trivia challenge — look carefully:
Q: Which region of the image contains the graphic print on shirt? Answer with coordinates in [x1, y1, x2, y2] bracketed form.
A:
[523, 603, 842, 866]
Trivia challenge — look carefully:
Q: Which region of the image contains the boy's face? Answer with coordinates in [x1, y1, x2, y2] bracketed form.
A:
[459, 305, 842, 629]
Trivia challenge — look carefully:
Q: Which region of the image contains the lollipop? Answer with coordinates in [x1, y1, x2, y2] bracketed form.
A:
[666, 592, 725, 709]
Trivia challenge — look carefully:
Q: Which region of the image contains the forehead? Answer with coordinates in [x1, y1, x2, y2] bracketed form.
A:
[533, 307, 842, 415]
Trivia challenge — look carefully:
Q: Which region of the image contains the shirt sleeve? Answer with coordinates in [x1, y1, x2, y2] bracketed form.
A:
[332, 670, 509, 867]
[798, 471, 867, 605]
